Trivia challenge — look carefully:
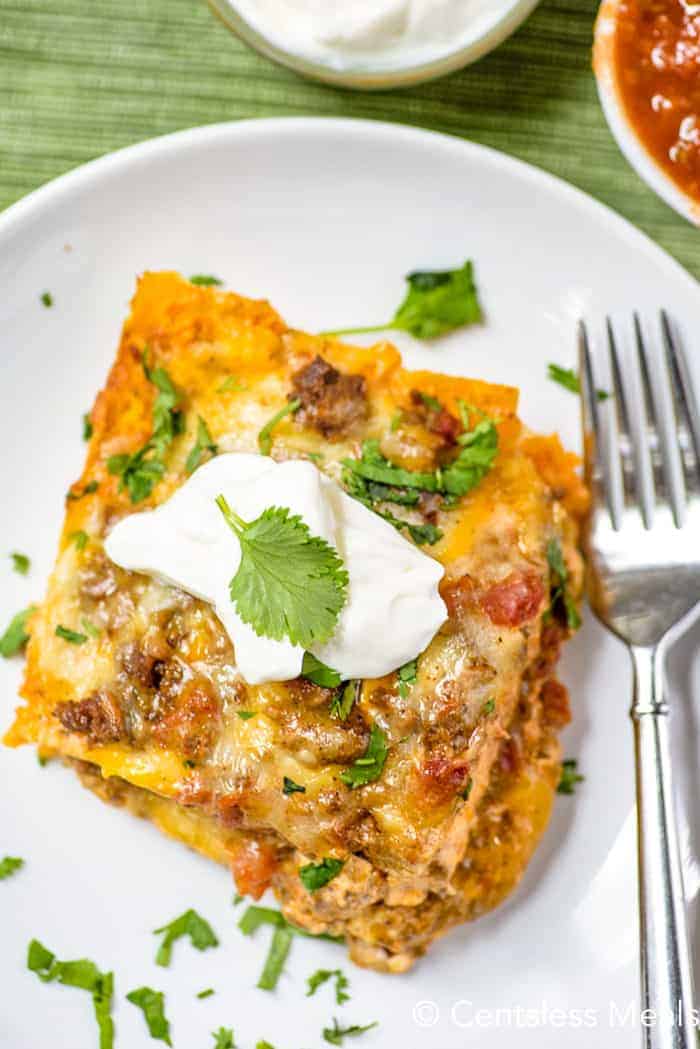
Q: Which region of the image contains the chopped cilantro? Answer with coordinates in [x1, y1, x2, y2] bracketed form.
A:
[107, 353, 183, 503]
[126, 986, 172, 1045]
[299, 858, 345, 893]
[339, 724, 388, 789]
[548, 363, 609, 401]
[190, 274, 223, 286]
[323, 1018, 378, 1046]
[390, 411, 403, 432]
[302, 652, 343, 688]
[10, 552, 30, 575]
[185, 415, 218, 475]
[0, 856, 24, 880]
[55, 624, 88, 645]
[481, 698, 495, 716]
[330, 680, 359, 721]
[81, 617, 101, 639]
[397, 659, 418, 699]
[0, 605, 35, 657]
[40, 291, 53, 307]
[83, 413, 93, 441]
[197, 988, 215, 999]
[237, 710, 257, 720]
[343, 440, 438, 493]
[238, 905, 341, 992]
[153, 909, 218, 967]
[258, 925, 293, 991]
[558, 758, 584, 795]
[459, 777, 473, 801]
[324, 261, 481, 341]
[218, 375, 247, 393]
[547, 538, 581, 630]
[212, 1028, 235, 1049]
[70, 530, 89, 551]
[66, 480, 99, 501]
[216, 496, 348, 649]
[283, 776, 306, 796]
[27, 939, 114, 1049]
[258, 398, 301, 455]
[232, 894, 243, 906]
[441, 418, 498, 496]
[307, 969, 350, 1004]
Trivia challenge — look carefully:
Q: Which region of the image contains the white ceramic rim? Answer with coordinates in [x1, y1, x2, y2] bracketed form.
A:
[1, 116, 698, 300]
[593, 0, 700, 228]
[205, 0, 542, 89]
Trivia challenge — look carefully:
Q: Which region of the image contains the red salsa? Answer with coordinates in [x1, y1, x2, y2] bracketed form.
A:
[615, 0, 700, 203]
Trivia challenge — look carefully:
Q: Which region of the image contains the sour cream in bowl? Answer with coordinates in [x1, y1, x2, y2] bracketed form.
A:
[206, 0, 542, 89]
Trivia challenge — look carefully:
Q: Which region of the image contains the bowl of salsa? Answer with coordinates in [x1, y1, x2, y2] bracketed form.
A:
[594, 0, 700, 226]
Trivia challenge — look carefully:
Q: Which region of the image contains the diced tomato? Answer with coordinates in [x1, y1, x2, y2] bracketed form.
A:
[480, 572, 544, 628]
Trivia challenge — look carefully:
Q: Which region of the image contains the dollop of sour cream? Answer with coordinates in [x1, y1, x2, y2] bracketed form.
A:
[230, 0, 508, 72]
[105, 454, 446, 686]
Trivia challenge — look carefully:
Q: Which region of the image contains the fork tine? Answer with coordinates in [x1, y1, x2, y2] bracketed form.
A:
[607, 317, 645, 523]
[634, 313, 677, 526]
[578, 319, 617, 527]
[660, 310, 700, 501]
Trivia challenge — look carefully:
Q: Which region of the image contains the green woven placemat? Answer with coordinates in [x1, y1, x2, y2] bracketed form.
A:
[1, 0, 697, 279]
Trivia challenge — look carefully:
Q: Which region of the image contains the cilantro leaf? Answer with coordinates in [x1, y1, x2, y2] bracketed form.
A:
[339, 724, 388, 789]
[40, 291, 53, 307]
[324, 261, 480, 341]
[185, 415, 218, 475]
[212, 1028, 236, 1049]
[27, 940, 114, 1049]
[83, 413, 93, 441]
[482, 697, 495, 716]
[307, 969, 350, 1005]
[189, 274, 222, 286]
[238, 905, 342, 992]
[558, 758, 584, 795]
[67, 480, 98, 501]
[441, 418, 498, 496]
[323, 1019, 378, 1046]
[107, 354, 182, 503]
[547, 363, 609, 401]
[546, 538, 581, 630]
[283, 776, 306, 796]
[153, 908, 218, 967]
[0, 606, 35, 657]
[197, 988, 215, 999]
[302, 652, 343, 688]
[330, 680, 359, 721]
[216, 497, 348, 649]
[299, 858, 345, 892]
[397, 659, 417, 699]
[342, 440, 438, 492]
[10, 552, 30, 575]
[237, 710, 256, 720]
[70, 530, 89, 551]
[55, 624, 88, 645]
[126, 986, 172, 1045]
[258, 398, 301, 455]
[459, 777, 473, 801]
[0, 856, 24, 880]
[81, 617, 101, 639]
[218, 375, 247, 393]
[258, 925, 293, 991]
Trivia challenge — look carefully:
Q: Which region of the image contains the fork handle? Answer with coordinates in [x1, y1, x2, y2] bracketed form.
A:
[631, 645, 695, 1049]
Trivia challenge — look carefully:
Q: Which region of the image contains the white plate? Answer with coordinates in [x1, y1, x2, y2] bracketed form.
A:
[1, 118, 699, 1049]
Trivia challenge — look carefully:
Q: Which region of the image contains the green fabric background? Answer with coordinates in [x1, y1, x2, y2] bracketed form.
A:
[0, 0, 697, 279]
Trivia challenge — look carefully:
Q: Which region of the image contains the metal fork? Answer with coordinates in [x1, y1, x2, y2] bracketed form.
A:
[580, 313, 700, 1049]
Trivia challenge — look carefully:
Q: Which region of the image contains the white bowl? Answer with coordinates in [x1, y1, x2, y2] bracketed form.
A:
[593, 0, 700, 227]
[207, 0, 542, 90]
